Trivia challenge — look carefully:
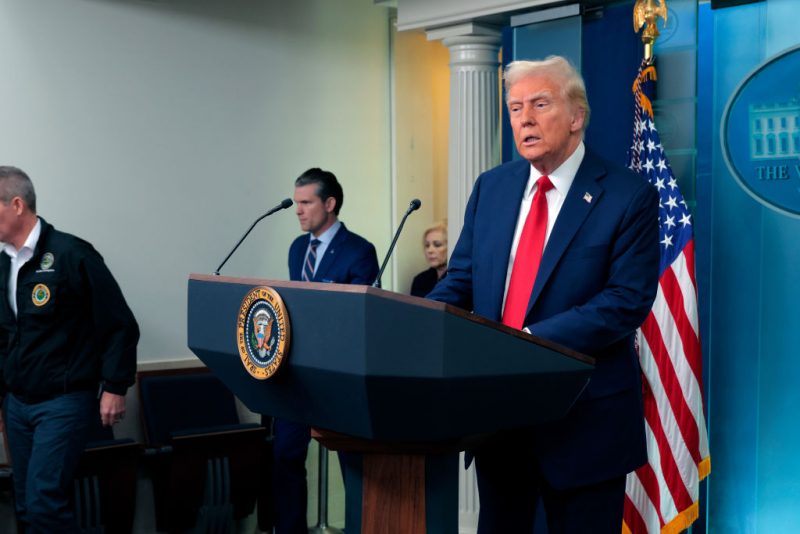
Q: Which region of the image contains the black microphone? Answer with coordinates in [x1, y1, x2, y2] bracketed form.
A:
[372, 199, 422, 288]
[213, 198, 293, 275]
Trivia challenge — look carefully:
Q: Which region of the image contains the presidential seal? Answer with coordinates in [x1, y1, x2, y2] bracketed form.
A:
[236, 286, 290, 380]
[32, 284, 51, 307]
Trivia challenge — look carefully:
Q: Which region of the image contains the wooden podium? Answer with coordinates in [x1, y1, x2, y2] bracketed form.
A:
[187, 274, 594, 533]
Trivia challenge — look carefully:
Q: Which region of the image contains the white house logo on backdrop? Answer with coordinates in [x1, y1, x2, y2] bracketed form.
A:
[722, 45, 800, 218]
[748, 101, 800, 161]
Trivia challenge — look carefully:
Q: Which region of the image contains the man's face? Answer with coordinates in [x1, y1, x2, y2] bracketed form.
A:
[507, 73, 585, 175]
[293, 184, 336, 237]
[0, 197, 22, 245]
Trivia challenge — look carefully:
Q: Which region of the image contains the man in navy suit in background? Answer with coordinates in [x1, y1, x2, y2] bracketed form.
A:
[427, 56, 660, 533]
[273, 167, 378, 533]
[287, 168, 379, 286]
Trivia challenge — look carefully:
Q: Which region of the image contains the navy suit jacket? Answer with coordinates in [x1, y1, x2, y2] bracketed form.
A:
[427, 150, 660, 489]
[288, 222, 379, 285]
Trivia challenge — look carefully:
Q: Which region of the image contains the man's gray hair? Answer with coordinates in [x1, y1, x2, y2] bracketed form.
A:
[503, 56, 591, 132]
[0, 166, 37, 212]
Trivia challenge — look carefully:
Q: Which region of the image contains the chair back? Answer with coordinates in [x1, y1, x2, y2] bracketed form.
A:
[138, 368, 240, 447]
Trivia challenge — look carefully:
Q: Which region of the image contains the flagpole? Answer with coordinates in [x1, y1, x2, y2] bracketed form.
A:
[624, 2, 711, 533]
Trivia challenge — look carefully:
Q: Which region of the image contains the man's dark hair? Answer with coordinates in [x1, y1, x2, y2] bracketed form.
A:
[295, 168, 344, 215]
[0, 166, 36, 213]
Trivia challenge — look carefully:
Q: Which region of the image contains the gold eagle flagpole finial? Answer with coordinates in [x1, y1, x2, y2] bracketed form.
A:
[633, 0, 668, 64]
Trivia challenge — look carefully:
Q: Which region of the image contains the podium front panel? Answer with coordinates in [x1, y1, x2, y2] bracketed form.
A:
[188, 275, 593, 443]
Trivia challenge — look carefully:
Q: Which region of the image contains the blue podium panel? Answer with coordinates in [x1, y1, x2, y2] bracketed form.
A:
[187, 274, 593, 444]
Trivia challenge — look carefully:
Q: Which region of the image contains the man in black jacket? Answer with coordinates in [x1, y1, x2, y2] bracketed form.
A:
[0, 166, 139, 533]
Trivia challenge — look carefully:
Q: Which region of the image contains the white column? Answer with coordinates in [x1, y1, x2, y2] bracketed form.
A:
[427, 25, 502, 534]
[428, 27, 501, 245]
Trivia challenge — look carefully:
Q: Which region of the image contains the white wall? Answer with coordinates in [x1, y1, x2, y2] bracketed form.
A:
[0, 0, 393, 362]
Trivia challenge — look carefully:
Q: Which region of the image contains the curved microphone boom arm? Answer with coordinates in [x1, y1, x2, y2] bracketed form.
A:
[372, 199, 422, 288]
[213, 198, 293, 275]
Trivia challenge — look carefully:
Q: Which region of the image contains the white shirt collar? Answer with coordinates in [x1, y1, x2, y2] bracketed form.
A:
[526, 141, 586, 199]
[312, 219, 341, 246]
[3, 218, 42, 259]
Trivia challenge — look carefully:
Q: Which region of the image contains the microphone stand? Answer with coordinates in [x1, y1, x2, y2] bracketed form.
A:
[308, 445, 342, 534]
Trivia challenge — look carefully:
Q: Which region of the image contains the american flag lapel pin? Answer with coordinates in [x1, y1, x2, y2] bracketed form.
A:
[583, 192, 593, 203]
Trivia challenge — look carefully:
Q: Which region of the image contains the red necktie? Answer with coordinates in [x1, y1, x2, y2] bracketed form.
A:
[502, 175, 554, 329]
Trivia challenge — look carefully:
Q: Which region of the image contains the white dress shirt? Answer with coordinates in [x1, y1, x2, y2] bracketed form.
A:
[306, 220, 342, 273]
[502, 142, 586, 311]
[4, 218, 42, 316]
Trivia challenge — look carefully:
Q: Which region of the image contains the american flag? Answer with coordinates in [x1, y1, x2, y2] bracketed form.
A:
[623, 60, 711, 534]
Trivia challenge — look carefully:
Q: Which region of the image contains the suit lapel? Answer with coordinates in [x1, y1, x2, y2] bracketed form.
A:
[313, 223, 348, 281]
[526, 152, 606, 313]
[489, 161, 531, 317]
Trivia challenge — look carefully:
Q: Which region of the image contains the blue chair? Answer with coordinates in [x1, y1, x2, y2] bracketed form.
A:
[137, 367, 266, 532]
[72, 419, 140, 534]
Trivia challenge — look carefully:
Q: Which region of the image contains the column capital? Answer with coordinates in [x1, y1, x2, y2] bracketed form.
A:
[433, 30, 501, 69]
[426, 22, 501, 43]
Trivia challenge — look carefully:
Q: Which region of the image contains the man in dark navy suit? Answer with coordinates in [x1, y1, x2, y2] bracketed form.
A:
[287, 168, 379, 286]
[273, 167, 378, 533]
[427, 57, 660, 533]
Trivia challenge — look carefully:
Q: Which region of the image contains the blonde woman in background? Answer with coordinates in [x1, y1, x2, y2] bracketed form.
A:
[410, 221, 448, 297]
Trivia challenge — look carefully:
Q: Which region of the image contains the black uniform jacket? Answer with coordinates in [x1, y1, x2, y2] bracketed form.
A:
[0, 218, 139, 403]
